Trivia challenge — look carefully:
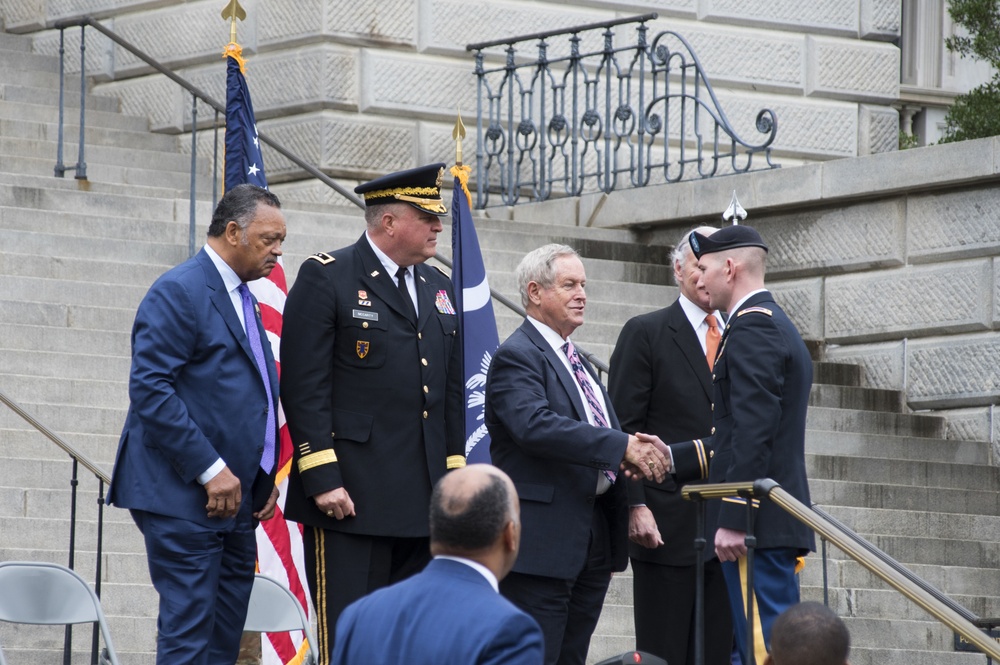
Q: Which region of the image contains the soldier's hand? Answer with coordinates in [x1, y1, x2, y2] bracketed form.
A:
[715, 527, 748, 562]
[622, 434, 670, 483]
[254, 486, 280, 522]
[315, 487, 356, 520]
[205, 466, 241, 519]
[628, 505, 664, 549]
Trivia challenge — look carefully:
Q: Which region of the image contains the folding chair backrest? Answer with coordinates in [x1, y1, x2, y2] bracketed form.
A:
[0, 562, 120, 665]
[244, 574, 318, 664]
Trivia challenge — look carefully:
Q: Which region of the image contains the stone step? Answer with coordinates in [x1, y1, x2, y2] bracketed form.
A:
[0, 169, 185, 202]
[0, 251, 171, 286]
[0, 400, 126, 437]
[810, 477, 1000, 516]
[807, 585, 1000, 622]
[804, 429, 990, 465]
[0, 203, 193, 244]
[0, 429, 119, 466]
[1, 515, 145, 553]
[0, 134, 203, 177]
[813, 361, 864, 387]
[6, 152, 210, 191]
[805, 406, 947, 438]
[0, 299, 137, 332]
[0, 31, 33, 52]
[0, 182, 181, 222]
[841, 647, 982, 665]
[0, 348, 130, 380]
[808, 383, 905, 411]
[805, 556, 1000, 599]
[0, 113, 179, 152]
[0, 81, 121, 114]
[2, 273, 167, 310]
[0, 373, 127, 410]
[0, 322, 131, 354]
[807, 452, 998, 493]
[0, 97, 149, 131]
[824, 505, 1000, 544]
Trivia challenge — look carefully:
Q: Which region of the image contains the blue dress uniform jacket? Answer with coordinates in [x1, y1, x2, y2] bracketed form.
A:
[670, 291, 815, 554]
[333, 558, 544, 665]
[108, 248, 279, 524]
[485, 320, 630, 579]
[280, 234, 465, 537]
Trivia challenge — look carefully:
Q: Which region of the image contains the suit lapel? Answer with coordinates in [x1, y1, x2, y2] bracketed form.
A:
[198, 250, 257, 365]
[519, 320, 589, 423]
[666, 302, 713, 400]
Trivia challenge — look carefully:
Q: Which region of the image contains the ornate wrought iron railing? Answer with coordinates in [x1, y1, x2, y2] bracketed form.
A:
[467, 14, 780, 208]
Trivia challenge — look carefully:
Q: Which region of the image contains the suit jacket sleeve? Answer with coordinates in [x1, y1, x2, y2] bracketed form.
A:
[128, 277, 219, 482]
[280, 258, 345, 496]
[480, 612, 545, 665]
[608, 316, 652, 506]
[489, 339, 629, 469]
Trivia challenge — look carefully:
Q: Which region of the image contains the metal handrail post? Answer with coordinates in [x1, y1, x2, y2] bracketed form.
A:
[63, 459, 80, 665]
[92, 478, 106, 665]
[55, 28, 67, 177]
[75, 25, 87, 180]
[189, 94, 198, 258]
[691, 492, 707, 665]
[742, 488, 758, 665]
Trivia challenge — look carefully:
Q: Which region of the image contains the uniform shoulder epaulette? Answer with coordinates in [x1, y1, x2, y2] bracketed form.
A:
[431, 265, 450, 278]
[306, 252, 336, 265]
[737, 306, 773, 317]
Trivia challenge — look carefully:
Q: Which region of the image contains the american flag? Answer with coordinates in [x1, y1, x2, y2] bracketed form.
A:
[224, 45, 312, 665]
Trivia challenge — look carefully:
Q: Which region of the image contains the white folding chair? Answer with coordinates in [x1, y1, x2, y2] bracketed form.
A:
[0, 561, 119, 665]
[244, 573, 318, 665]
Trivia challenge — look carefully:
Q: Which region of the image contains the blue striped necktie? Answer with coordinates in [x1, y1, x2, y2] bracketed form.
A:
[238, 283, 275, 474]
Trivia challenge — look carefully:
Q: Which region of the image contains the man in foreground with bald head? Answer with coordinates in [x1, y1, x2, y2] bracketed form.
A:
[332, 465, 544, 665]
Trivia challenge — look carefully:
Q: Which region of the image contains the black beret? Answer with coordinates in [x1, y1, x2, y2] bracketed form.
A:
[689, 225, 768, 259]
[354, 163, 448, 216]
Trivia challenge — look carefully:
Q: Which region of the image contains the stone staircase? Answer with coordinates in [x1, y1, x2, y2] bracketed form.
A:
[1, 22, 998, 665]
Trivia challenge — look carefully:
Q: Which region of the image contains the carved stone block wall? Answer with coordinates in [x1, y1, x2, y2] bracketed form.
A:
[7, 0, 904, 177]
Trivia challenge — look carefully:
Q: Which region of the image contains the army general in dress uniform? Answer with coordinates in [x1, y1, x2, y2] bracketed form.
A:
[280, 163, 466, 661]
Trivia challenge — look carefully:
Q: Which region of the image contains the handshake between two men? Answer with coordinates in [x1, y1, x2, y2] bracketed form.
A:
[621, 433, 672, 483]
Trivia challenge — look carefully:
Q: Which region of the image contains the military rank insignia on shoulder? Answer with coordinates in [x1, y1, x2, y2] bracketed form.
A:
[307, 252, 336, 265]
[737, 306, 773, 317]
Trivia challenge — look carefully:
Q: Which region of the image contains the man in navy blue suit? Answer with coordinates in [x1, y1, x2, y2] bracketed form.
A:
[485, 244, 670, 665]
[333, 464, 544, 665]
[108, 184, 284, 665]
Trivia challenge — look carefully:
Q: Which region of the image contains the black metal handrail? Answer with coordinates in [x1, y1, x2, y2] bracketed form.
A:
[467, 14, 780, 208]
[682, 479, 1000, 662]
[0, 387, 109, 665]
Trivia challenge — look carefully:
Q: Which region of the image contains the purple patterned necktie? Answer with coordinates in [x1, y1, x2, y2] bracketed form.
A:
[238, 283, 275, 474]
[562, 340, 615, 482]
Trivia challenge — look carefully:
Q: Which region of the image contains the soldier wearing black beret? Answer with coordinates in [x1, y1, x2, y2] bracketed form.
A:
[666, 224, 815, 665]
[280, 163, 466, 658]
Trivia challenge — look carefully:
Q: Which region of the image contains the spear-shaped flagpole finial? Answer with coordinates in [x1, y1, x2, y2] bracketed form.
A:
[221, 0, 247, 44]
[722, 190, 747, 226]
[453, 110, 467, 167]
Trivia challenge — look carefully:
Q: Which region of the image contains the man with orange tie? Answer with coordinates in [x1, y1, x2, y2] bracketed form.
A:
[609, 226, 733, 665]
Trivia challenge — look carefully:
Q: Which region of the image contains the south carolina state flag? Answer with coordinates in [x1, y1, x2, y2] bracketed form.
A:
[450, 165, 499, 463]
[224, 42, 311, 665]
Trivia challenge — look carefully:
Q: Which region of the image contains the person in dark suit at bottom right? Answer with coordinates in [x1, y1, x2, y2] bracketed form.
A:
[332, 464, 544, 665]
[666, 225, 816, 665]
[608, 225, 733, 665]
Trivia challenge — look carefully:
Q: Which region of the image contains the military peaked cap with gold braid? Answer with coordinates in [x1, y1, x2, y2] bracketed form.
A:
[354, 163, 449, 216]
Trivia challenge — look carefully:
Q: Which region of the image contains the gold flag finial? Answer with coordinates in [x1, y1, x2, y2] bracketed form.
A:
[221, 0, 246, 45]
[452, 111, 467, 166]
